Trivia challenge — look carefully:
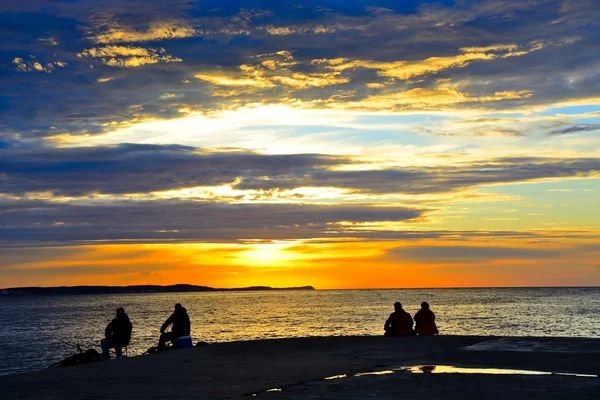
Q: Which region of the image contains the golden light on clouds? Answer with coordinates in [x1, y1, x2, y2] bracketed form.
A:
[91, 21, 198, 44]
[318, 41, 550, 81]
[337, 86, 533, 110]
[195, 50, 349, 91]
[78, 45, 182, 67]
[194, 73, 275, 87]
[13, 57, 67, 73]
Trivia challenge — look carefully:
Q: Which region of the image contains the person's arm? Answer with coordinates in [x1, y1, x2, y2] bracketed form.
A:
[384, 313, 393, 331]
[414, 312, 420, 333]
[161, 314, 174, 333]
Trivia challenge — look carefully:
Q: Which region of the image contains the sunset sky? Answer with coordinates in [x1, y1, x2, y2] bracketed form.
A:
[1, 0, 599, 288]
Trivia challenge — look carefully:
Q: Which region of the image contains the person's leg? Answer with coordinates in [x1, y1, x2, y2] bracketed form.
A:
[158, 332, 176, 350]
[100, 338, 111, 360]
[114, 346, 123, 358]
[158, 333, 168, 350]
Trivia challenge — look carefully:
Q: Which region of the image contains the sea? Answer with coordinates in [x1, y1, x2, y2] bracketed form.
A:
[0, 287, 599, 376]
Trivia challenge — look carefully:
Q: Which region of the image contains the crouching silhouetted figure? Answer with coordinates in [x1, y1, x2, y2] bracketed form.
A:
[158, 303, 191, 350]
[101, 307, 132, 359]
[414, 301, 439, 336]
[384, 301, 414, 336]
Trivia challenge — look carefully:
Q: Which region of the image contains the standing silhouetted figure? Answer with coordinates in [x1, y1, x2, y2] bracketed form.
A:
[158, 303, 191, 350]
[414, 301, 439, 336]
[384, 301, 414, 336]
[101, 307, 132, 359]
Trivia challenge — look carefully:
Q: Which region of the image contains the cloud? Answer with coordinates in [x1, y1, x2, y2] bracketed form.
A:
[90, 21, 198, 44]
[334, 86, 534, 111]
[38, 37, 58, 45]
[387, 245, 563, 262]
[2, 0, 600, 139]
[317, 41, 550, 82]
[0, 144, 348, 196]
[234, 157, 600, 194]
[12, 57, 67, 73]
[0, 199, 425, 246]
[1, 144, 599, 197]
[195, 50, 349, 91]
[78, 45, 182, 67]
[549, 124, 600, 135]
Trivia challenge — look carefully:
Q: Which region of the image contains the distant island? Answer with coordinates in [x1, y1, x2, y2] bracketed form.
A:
[0, 284, 316, 296]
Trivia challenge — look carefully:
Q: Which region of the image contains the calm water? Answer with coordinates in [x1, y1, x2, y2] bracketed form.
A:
[0, 287, 599, 376]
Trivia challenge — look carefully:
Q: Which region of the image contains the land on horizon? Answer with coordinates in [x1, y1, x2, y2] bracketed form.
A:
[0, 284, 316, 296]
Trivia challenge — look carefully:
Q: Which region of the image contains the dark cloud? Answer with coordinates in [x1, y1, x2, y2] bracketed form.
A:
[0, 199, 425, 246]
[549, 124, 600, 135]
[0, 144, 347, 195]
[1, 145, 599, 196]
[2, 196, 597, 247]
[234, 157, 600, 194]
[1, 0, 599, 139]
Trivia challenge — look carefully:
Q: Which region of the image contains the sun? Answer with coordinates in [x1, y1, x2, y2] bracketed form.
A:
[238, 242, 304, 267]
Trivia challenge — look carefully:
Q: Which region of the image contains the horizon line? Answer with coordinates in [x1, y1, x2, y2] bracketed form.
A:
[2, 284, 600, 291]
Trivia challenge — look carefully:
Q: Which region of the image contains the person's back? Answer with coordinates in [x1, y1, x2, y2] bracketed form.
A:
[414, 302, 438, 336]
[384, 302, 414, 336]
[158, 303, 191, 350]
[164, 305, 190, 337]
[106, 311, 133, 345]
[101, 307, 132, 359]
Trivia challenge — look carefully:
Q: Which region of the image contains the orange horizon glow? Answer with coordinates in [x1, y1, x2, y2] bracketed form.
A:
[2, 237, 599, 289]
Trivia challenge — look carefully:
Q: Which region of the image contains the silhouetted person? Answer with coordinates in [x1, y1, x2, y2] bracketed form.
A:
[384, 301, 414, 336]
[101, 307, 132, 360]
[414, 301, 439, 336]
[158, 303, 191, 350]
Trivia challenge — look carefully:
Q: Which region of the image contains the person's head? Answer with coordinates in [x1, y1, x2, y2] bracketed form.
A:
[116, 307, 125, 316]
[174, 303, 183, 311]
[394, 301, 402, 311]
[421, 301, 430, 310]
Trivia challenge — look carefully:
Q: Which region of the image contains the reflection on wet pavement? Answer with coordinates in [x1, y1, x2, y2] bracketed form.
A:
[410, 365, 597, 377]
[250, 364, 597, 396]
[324, 374, 347, 380]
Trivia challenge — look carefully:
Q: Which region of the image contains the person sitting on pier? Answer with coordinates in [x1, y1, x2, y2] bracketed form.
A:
[414, 301, 439, 336]
[158, 303, 191, 350]
[384, 301, 414, 336]
[101, 307, 132, 360]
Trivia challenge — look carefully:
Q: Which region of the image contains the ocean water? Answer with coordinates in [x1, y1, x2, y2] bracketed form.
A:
[0, 287, 599, 376]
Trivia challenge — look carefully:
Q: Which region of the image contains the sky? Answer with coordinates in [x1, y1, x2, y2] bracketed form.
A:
[1, 0, 599, 289]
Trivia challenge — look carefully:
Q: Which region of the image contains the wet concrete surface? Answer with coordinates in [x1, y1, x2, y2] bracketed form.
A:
[0, 335, 598, 399]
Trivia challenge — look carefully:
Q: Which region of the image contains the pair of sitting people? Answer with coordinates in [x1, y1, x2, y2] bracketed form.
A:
[384, 301, 439, 336]
[100, 303, 191, 359]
